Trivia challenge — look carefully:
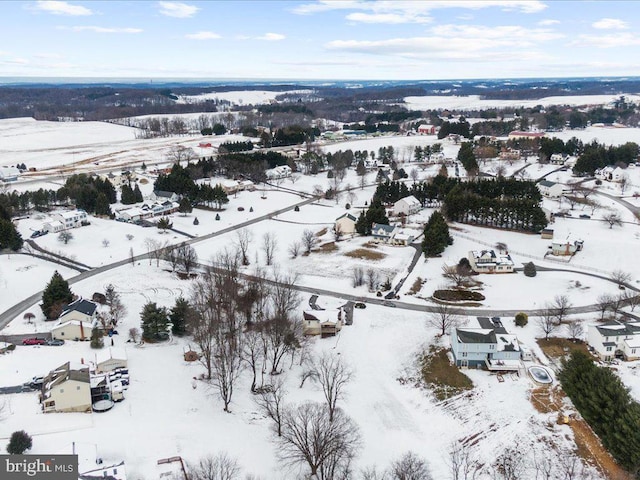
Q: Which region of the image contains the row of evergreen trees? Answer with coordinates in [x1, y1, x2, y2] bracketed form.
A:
[218, 140, 253, 153]
[153, 163, 229, 209]
[120, 183, 144, 205]
[559, 351, 640, 474]
[140, 298, 189, 340]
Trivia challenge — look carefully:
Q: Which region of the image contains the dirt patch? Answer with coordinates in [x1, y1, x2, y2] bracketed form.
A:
[537, 338, 590, 360]
[316, 227, 328, 237]
[419, 346, 473, 401]
[345, 248, 386, 261]
[407, 277, 424, 295]
[318, 242, 338, 253]
[433, 289, 485, 302]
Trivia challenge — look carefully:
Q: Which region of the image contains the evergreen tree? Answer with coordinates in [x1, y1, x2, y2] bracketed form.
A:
[90, 326, 104, 349]
[41, 271, 73, 320]
[356, 160, 367, 176]
[193, 217, 199, 225]
[133, 184, 144, 203]
[120, 184, 136, 205]
[457, 142, 479, 176]
[157, 217, 172, 233]
[140, 302, 169, 341]
[6, 430, 32, 454]
[178, 197, 192, 215]
[169, 297, 191, 336]
[94, 193, 112, 216]
[422, 211, 453, 257]
[0, 219, 23, 251]
[141, 162, 147, 172]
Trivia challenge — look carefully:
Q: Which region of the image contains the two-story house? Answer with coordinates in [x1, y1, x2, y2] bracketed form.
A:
[41, 362, 92, 413]
[587, 321, 640, 361]
[451, 317, 522, 371]
[468, 250, 514, 274]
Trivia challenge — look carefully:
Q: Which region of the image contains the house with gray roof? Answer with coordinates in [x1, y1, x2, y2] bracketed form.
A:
[537, 180, 565, 198]
[587, 321, 640, 361]
[450, 317, 522, 371]
[371, 223, 396, 243]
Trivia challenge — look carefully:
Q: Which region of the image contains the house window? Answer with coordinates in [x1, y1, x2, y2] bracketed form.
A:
[60, 332, 64, 336]
[633, 349, 637, 354]
[489, 345, 495, 350]
[462, 352, 467, 358]
[606, 346, 612, 351]
[60, 388, 64, 393]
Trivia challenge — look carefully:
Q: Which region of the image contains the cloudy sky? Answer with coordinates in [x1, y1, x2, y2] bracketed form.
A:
[1, 0, 639, 80]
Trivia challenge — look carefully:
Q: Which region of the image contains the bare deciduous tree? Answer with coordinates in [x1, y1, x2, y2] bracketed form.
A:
[102, 239, 110, 248]
[288, 241, 301, 259]
[333, 223, 344, 242]
[366, 268, 379, 291]
[611, 269, 632, 289]
[104, 284, 126, 326]
[442, 263, 470, 287]
[58, 231, 73, 244]
[603, 212, 623, 229]
[427, 304, 462, 336]
[316, 352, 354, 422]
[567, 320, 585, 342]
[235, 229, 252, 266]
[189, 452, 242, 480]
[536, 308, 558, 340]
[552, 294, 571, 324]
[176, 243, 198, 274]
[255, 378, 286, 436]
[596, 294, 614, 320]
[128, 327, 139, 343]
[352, 267, 365, 288]
[145, 238, 167, 267]
[448, 441, 480, 480]
[262, 232, 278, 266]
[301, 229, 319, 254]
[389, 452, 433, 480]
[242, 328, 265, 393]
[167, 145, 197, 166]
[163, 245, 180, 272]
[492, 445, 525, 480]
[278, 402, 361, 480]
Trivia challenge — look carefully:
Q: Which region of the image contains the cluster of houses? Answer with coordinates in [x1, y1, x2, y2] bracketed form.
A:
[115, 200, 179, 223]
[595, 165, 627, 183]
[42, 209, 88, 233]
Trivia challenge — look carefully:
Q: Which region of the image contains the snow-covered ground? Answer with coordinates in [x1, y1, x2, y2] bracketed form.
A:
[403, 94, 640, 111]
[176, 89, 314, 106]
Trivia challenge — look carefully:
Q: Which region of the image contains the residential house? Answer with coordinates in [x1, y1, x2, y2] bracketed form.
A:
[335, 212, 358, 235]
[450, 317, 522, 370]
[42, 220, 65, 233]
[150, 190, 180, 202]
[239, 179, 255, 191]
[393, 195, 421, 216]
[392, 229, 416, 246]
[417, 124, 437, 135]
[51, 320, 94, 341]
[549, 153, 566, 165]
[265, 165, 292, 180]
[58, 298, 98, 324]
[100, 171, 137, 188]
[468, 250, 514, 274]
[302, 309, 344, 337]
[537, 180, 565, 198]
[96, 348, 128, 373]
[499, 149, 521, 161]
[508, 131, 545, 140]
[41, 362, 91, 413]
[587, 321, 640, 362]
[0, 166, 21, 182]
[47, 210, 88, 230]
[115, 207, 153, 223]
[371, 223, 396, 243]
[596, 166, 626, 182]
[550, 236, 583, 256]
[221, 179, 241, 195]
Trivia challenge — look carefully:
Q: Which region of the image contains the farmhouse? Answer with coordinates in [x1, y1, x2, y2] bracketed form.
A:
[0, 166, 20, 182]
[551, 236, 584, 256]
[96, 347, 128, 373]
[265, 165, 292, 180]
[41, 362, 92, 413]
[537, 180, 565, 198]
[468, 250, 514, 274]
[150, 190, 180, 202]
[587, 321, 640, 362]
[417, 124, 437, 135]
[451, 317, 522, 371]
[393, 195, 421, 216]
[335, 212, 357, 235]
[371, 223, 396, 243]
[549, 153, 566, 165]
[302, 309, 344, 337]
[508, 131, 545, 140]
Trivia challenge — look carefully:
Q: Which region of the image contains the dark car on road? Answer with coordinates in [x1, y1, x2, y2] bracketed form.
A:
[354, 302, 366, 309]
[45, 339, 65, 346]
[22, 337, 47, 346]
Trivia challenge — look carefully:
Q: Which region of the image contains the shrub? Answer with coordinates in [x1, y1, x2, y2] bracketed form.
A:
[294, 205, 300, 212]
[7, 430, 32, 454]
[515, 312, 528, 327]
[215, 213, 220, 221]
[524, 262, 537, 277]
[193, 217, 199, 225]
[433, 289, 485, 302]
[7, 343, 16, 351]
[345, 203, 351, 209]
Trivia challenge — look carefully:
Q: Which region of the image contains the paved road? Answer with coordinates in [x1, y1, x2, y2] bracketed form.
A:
[0, 384, 37, 395]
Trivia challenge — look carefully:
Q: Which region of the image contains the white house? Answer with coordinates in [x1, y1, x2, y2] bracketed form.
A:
[335, 212, 357, 235]
[450, 317, 522, 370]
[468, 250, 514, 274]
[537, 180, 565, 198]
[42, 220, 65, 233]
[302, 309, 343, 337]
[0, 166, 21, 182]
[58, 298, 98, 324]
[51, 320, 95, 341]
[393, 195, 421, 216]
[266, 165, 292, 180]
[96, 347, 128, 373]
[150, 190, 180, 202]
[371, 223, 397, 243]
[41, 362, 92, 413]
[596, 166, 626, 182]
[550, 236, 583, 256]
[587, 321, 640, 362]
[549, 153, 566, 165]
[48, 209, 88, 230]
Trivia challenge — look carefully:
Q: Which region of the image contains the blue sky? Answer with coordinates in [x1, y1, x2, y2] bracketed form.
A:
[1, 1, 639, 80]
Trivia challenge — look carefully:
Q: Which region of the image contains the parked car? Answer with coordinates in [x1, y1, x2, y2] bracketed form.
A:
[45, 339, 65, 346]
[382, 300, 396, 308]
[579, 214, 591, 219]
[354, 302, 366, 309]
[22, 337, 47, 346]
[30, 230, 43, 238]
[27, 376, 44, 389]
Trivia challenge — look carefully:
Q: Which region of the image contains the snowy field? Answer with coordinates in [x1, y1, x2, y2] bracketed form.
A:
[403, 94, 640, 111]
[176, 89, 314, 106]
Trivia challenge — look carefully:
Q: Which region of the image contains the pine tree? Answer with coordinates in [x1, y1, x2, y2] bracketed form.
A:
[90, 326, 104, 349]
[0, 219, 23, 251]
[133, 184, 144, 202]
[157, 217, 172, 233]
[169, 297, 191, 336]
[41, 271, 74, 320]
[121, 184, 136, 204]
[422, 211, 453, 257]
[140, 302, 169, 341]
[6, 430, 32, 454]
[179, 197, 192, 216]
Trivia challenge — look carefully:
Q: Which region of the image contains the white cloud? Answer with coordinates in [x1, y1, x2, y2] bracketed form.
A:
[570, 32, 640, 48]
[256, 33, 285, 41]
[33, 1, 92, 16]
[538, 19, 560, 26]
[346, 12, 431, 24]
[592, 18, 629, 30]
[185, 31, 221, 40]
[158, 1, 199, 18]
[60, 26, 143, 33]
[293, 0, 546, 18]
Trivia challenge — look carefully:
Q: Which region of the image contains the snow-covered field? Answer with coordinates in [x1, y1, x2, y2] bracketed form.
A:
[177, 89, 314, 106]
[403, 94, 640, 111]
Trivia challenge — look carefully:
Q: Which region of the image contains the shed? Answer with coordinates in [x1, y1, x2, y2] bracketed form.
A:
[51, 320, 94, 341]
[96, 347, 128, 373]
[541, 228, 554, 239]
